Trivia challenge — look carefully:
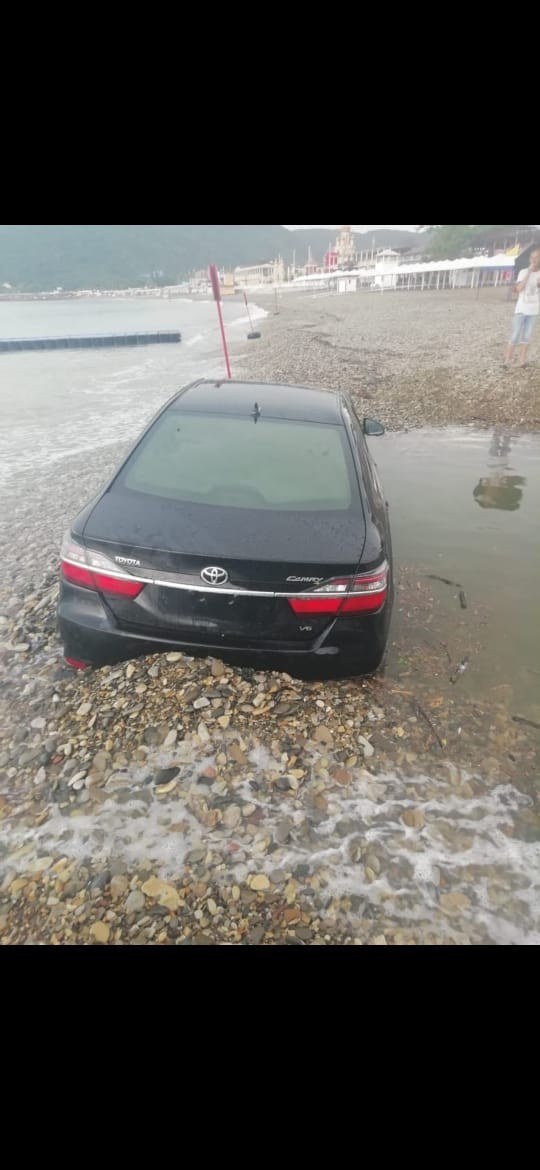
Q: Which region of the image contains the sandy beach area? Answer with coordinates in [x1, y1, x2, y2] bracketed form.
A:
[237, 287, 540, 431]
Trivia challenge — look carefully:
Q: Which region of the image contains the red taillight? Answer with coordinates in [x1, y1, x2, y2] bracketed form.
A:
[61, 560, 143, 599]
[289, 597, 344, 614]
[64, 656, 91, 670]
[289, 593, 387, 615]
[288, 565, 388, 617]
[92, 572, 143, 598]
[61, 562, 95, 589]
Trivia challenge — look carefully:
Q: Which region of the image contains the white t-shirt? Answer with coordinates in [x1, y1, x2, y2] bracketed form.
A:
[515, 268, 540, 316]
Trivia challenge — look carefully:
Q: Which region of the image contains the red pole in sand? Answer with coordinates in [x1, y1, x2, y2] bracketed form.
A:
[209, 264, 231, 380]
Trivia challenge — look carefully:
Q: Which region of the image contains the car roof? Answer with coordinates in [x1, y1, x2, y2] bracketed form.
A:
[172, 380, 345, 425]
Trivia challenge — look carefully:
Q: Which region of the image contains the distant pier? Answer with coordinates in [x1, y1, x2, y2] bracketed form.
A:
[0, 330, 182, 354]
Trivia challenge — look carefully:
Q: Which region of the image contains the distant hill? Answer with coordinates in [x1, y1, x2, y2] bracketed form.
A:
[0, 225, 420, 292]
[289, 227, 421, 253]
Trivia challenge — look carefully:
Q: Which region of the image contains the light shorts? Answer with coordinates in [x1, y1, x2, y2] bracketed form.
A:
[511, 313, 537, 344]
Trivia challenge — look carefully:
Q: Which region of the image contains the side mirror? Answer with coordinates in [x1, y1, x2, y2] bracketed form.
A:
[363, 418, 385, 437]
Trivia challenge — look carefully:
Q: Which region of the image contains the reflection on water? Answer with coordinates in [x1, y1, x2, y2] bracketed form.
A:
[473, 476, 526, 511]
[489, 432, 511, 459]
[473, 430, 526, 512]
[371, 427, 540, 720]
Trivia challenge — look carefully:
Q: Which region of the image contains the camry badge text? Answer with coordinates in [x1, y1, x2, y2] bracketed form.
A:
[286, 576, 324, 584]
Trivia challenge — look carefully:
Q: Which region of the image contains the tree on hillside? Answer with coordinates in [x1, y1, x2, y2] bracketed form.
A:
[421, 225, 536, 259]
[422, 225, 475, 258]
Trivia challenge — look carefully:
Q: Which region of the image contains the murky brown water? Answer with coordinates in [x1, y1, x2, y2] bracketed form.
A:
[371, 427, 540, 722]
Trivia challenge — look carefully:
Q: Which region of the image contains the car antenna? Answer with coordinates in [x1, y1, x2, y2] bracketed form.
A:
[251, 402, 261, 423]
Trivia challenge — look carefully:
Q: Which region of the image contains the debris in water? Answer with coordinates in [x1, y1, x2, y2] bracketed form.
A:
[427, 574, 468, 612]
[427, 574, 463, 589]
[410, 699, 445, 750]
[450, 657, 470, 685]
[512, 715, 540, 731]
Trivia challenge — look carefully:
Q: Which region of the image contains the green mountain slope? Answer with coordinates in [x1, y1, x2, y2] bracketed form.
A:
[0, 225, 419, 292]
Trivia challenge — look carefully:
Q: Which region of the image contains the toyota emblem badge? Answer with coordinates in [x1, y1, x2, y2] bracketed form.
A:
[201, 566, 229, 586]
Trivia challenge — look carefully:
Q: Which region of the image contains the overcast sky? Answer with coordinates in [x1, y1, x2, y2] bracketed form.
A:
[284, 225, 420, 232]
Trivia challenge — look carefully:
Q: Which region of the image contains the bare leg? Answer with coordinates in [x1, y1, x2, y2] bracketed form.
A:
[517, 344, 529, 367]
[504, 343, 515, 366]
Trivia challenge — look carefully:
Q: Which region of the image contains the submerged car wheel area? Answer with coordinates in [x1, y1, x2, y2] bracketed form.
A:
[58, 380, 393, 676]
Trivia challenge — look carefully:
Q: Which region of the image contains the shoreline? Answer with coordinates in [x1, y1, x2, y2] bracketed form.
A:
[0, 291, 538, 946]
[234, 288, 540, 432]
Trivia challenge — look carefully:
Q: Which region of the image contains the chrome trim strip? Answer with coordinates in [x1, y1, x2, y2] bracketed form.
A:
[62, 558, 388, 601]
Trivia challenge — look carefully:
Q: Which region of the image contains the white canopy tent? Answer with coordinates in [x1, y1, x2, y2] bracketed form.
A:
[293, 253, 516, 291]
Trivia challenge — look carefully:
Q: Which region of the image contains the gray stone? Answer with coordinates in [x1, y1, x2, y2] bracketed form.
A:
[186, 848, 206, 864]
[85, 771, 107, 789]
[125, 890, 145, 914]
[247, 925, 265, 945]
[274, 818, 293, 845]
[223, 805, 242, 830]
[293, 863, 310, 879]
[143, 727, 161, 746]
[154, 767, 180, 787]
[68, 771, 87, 788]
[116, 789, 141, 805]
[91, 751, 111, 773]
[148, 723, 169, 746]
[276, 777, 292, 792]
[358, 735, 375, 758]
[109, 860, 128, 877]
[336, 817, 360, 839]
[18, 747, 42, 767]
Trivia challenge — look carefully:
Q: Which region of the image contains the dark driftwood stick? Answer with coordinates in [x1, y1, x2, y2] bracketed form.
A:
[427, 574, 463, 589]
[512, 715, 540, 731]
[411, 700, 445, 750]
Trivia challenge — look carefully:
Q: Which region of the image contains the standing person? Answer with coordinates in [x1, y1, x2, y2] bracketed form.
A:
[504, 249, 540, 367]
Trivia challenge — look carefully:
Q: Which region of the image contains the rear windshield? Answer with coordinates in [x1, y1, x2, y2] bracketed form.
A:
[117, 411, 358, 512]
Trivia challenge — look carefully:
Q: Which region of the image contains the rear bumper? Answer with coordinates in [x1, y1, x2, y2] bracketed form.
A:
[58, 581, 391, 670]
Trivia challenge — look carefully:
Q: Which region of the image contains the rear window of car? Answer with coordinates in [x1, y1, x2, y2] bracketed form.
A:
[117, 412, 358, 512]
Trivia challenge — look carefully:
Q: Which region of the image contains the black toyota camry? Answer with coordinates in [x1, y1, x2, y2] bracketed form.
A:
[58, 380, 393, 674]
